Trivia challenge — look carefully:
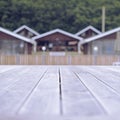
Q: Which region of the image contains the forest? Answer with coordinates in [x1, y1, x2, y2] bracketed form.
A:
[0, 0, 120, 33]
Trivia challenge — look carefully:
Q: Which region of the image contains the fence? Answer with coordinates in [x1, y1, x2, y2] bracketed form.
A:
[0, 54, 119, 65]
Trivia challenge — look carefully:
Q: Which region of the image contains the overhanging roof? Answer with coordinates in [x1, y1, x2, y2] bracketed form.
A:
[81, 27, 120, 45]
[14, 25, 40, 36]
[32, 28, 83, 41]
[76, 25, 101, 36]
[0, 27, 35, 45]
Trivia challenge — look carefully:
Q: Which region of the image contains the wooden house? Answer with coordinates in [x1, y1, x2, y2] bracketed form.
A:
[0, 27, 35, 55]
[32, 29, 82, 52]
[76, 25, 101, 39]
[81, 27, 120, 55]
[14, 25, 40, 39]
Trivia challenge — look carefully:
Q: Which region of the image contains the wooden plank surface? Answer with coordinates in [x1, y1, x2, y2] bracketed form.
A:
[73, 66, 120, 114]
[0, 66, 120, 120]
[60, 66, 105, 116]
[18, 66, 60, 115]
[0, 66, 47, 115]
[0, 65, 21, 73]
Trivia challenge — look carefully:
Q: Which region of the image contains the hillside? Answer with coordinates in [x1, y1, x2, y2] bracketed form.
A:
[0, 0, 120, 33]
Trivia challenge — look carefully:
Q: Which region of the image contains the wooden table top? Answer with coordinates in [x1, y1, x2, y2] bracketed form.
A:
[0, 65, 120, 120]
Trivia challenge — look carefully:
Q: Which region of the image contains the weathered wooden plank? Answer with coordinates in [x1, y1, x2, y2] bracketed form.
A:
[75, 67, 120, 114]
[0, 66, 47, 115]
[107, 67, 120, 74]
[97, 66, 120, 77]
[60, 66, 105, 116]
[0, 66, 34, 91]
[80, 66, 120, 94]
[0, 65, 120, 119]
[0, 114, 120, 120]
[0, 65, 21, 73]
[18, 66, 60, 115]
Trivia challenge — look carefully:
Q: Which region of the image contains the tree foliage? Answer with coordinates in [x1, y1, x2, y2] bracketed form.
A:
[0, 0, 120, 33]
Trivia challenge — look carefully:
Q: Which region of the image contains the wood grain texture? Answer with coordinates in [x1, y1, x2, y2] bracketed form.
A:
[0, 65, 120, 120]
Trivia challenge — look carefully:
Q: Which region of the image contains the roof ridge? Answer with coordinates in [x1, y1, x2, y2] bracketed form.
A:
[13, 25, 40, 36]
[0, 26, 35, 44]
[76, 25, 101, 36]
[32, 28, 83, 41]
[81, 26, 120, 44]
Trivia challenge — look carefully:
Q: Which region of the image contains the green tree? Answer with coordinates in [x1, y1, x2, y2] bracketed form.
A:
[0, 0, 120, 33]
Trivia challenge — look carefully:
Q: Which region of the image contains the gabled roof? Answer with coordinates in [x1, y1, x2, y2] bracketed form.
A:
[14, 25, 40, 36]
[81, 27, 120, 45]
[32, 28, 83, 41]
[0, 27, 35, 45]
[76, 25, 101, 36]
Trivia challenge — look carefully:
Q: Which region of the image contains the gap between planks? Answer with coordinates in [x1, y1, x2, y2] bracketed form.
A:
[15, 69, 48, 114]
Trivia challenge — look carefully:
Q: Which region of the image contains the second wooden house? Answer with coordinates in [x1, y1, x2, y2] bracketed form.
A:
[32, 29, 82, 52]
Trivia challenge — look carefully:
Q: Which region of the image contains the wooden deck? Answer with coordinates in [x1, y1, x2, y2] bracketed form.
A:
[0, 65, 120, 120]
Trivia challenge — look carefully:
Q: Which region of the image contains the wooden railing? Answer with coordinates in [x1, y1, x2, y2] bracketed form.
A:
[0, 54, 119, 65]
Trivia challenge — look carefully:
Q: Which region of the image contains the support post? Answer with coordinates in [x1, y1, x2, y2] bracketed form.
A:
[78, 41, 81, 53]
[102, 6, 106, 33]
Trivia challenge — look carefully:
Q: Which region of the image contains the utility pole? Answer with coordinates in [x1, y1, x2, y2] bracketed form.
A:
[102, 6, 105, 32]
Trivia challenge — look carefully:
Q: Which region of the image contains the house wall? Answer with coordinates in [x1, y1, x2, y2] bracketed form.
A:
[37, 32, 79, 41]
[79, 29, 98, 39]
[83, 33, 117, 55]
[0, 32, 33, 55]
[17, 29, 35, 38]
[36, 32, 79, 51]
